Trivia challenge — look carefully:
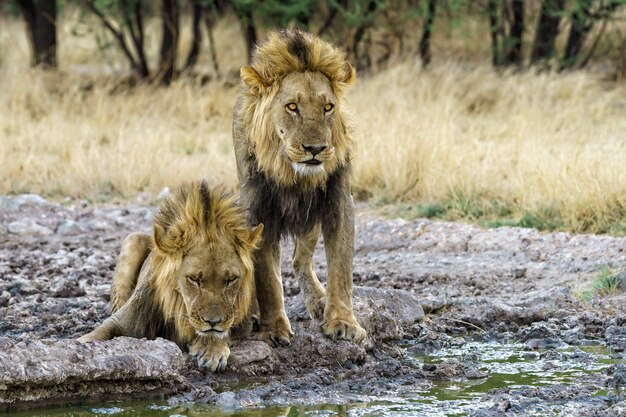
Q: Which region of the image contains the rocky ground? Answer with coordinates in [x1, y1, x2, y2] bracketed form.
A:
[1, 194, 625, 415]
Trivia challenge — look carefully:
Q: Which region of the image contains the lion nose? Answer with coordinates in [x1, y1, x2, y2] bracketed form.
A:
[203, 316, 222, 327]
[303, 145, 327, 156]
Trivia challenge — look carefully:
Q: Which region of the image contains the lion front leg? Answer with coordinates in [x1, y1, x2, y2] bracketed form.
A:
[321, 194, 366, 343]
[293, 224, 326, 320]
[189, 336, 231, 372]
[78, 317, 123, 342]
[255, 238, 293, 347]
[111, 232, 151, 313]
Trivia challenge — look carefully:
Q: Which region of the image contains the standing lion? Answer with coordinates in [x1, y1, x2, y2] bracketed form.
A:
[233, 29, 366, 346]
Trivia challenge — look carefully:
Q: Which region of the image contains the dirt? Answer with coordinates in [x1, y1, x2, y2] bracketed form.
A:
[1, 194, 625, 414]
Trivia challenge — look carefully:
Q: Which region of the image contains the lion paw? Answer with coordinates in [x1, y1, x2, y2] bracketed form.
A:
[304, 294, 326, 321]
[322, 318, 367, 344]
[258, 316, 294, 347]
[190, 340, 230, 372]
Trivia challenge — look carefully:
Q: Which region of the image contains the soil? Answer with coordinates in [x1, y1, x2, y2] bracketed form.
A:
[1, 194, 625, 414]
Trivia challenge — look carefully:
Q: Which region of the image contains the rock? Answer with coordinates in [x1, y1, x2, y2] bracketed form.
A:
[0, 196, 17, 210]
[56, 220, 85, 236]
[215, 391, 237, 408]
[81, 218, 111, 231]
[524, 338, 564, 350]
[13, 194, 49, 206]
[0, 291, 10, 307]
[512, 268, 527, 278]
[286, 286, 424, 346]
[618, 271, 626, 291]
[7, 219, 53, 236]
[52, 279, 86, 298]
[606, 325, 626, 352]
[229, 341, 273, 367]
[0, 337, 188, 405]
[426, 358, 465, 379]
[157, 187, 171, 200]
[420, 295, 448, 313]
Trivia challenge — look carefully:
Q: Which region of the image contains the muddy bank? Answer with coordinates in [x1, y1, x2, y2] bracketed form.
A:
[1, 194, 625, 413]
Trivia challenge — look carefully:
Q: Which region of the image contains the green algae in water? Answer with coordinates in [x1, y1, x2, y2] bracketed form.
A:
[7, 341, 624, 417]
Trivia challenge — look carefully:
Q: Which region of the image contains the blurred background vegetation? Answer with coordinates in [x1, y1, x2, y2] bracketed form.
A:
[0, 1, 625, 235]
[2, 0, 625, 81]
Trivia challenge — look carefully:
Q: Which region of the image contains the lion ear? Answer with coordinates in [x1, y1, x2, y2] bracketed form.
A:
[342, 62, 356, 85]
[241, 65, 267, 94]
[248, 223, 264, 249]
[153, 223, 188, 255]
[153, 223, 170, 254]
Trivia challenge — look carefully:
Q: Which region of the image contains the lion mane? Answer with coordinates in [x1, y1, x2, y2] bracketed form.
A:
[235, 29, 356, 190]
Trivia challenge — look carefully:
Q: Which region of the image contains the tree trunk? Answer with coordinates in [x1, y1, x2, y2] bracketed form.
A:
[531, 0, 564, 64]
[18, 0, 57, 68]
[505, 0, 524, 65]
[418, 0, 436, 66]
[487, 0, 501, 67]
[158, 0, 180, 85]
[204, 10, 219, 74]
[238, 9, 257, 63]
[185, 0, 203, 70]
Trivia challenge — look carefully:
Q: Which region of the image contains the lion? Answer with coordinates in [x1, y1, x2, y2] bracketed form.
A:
[232, 29, 366, 347]
[78, 181, 263, 372]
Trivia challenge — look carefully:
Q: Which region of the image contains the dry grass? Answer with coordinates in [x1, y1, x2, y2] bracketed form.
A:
[1, 13, 625, 234]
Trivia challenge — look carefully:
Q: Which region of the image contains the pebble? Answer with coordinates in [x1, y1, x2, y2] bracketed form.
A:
[7, 219, 54, 236]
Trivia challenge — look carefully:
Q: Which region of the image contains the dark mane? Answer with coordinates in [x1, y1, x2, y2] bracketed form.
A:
[245, 157, 349, 242]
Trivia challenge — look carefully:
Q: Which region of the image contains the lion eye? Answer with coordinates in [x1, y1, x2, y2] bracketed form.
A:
[226, 275, 239, 285]
[187, 275, 201, 285]
[324, 103, 334, 112]
[286, 102, 298, 112]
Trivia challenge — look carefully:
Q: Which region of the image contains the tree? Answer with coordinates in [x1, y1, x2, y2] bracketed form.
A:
[418, 0, 436, 66]
[531, 0, 565, 64]
[17, 0, 57, 67]
[81, 0, 150, 78]
[81, 0, 182, 84]
[505, 0, 524, 65]
[157, 0, 179, 84]
[562, 0, 623, 70]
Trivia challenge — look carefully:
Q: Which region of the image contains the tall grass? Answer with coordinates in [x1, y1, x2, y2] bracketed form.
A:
[1, 14, 625, 234]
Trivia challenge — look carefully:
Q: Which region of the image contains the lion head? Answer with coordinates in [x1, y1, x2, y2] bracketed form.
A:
[238, 29, 356, 189]
[150, 182, 263, 343]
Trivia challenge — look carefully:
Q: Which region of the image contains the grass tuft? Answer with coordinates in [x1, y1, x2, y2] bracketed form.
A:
[574, 266, 622, 302]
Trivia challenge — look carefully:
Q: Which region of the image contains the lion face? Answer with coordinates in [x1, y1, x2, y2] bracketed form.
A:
[272, 72, 338, 178]
[175, 240, 251, 339]
[238, 29, 356, 188]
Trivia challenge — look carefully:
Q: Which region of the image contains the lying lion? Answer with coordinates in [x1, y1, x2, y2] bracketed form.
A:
[79, 181, 263, 372]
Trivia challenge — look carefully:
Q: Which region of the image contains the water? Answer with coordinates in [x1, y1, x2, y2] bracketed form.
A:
[6, 341, 623, 417]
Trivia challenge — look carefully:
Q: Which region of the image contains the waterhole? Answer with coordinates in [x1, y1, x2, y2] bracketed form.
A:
[8, 340, 624, 417]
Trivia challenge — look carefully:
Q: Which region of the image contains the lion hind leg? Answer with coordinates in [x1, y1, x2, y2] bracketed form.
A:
[293, 224, 326, 320]
[111, 232, 151, 313]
